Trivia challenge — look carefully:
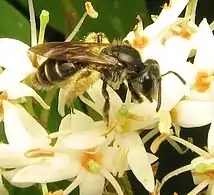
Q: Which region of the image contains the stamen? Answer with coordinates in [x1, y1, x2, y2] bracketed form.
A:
[38, 10, 50, 44]
[28, 0, 37, 46]
[160, 164, 194, 190]
[127, 114, 145, 121]
[134, 15, 143, 38]
[101, 121, 117, 136]
[167, 138, 189, 154]
[195, 72, 214, 92]
[142, 128, 159, 144]
[48, 190, 63, 195]
[63, 171, 84, 195]
[25, 148, 54, 158]
[65, 12, 87, 42]
[85, 2, 98, 18]
[185, 0, 198, 23]
[187, 180, 209, 195]
[150, 134, 168, 153]
[100, 169, 124, 195]
[170, 135, 210, 157]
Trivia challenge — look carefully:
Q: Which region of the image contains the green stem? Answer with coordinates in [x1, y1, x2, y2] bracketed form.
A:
[40, 88, 57, 128]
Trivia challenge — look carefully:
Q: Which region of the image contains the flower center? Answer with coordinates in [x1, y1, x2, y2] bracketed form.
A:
[81, 150, 103, 173]
[115, 105, 145, 134]
[0, 92, 8, 113]
[193, 163, 214, 179]
[173, 28, 191, 40]
[195, 71, 214, 92]
[133, 36, 149, 49]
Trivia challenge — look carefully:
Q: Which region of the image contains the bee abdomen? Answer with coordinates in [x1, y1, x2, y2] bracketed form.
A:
[32, 59, 88, 89]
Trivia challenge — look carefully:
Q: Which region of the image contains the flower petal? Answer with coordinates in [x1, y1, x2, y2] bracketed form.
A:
[62, 128, 105, 150]
[128, 101, 159, 130]
[13, 104, 49, 147]
[12, 154, 79, 183]
[70, 110, 97, 133]
[0, 69, 30, 92]
[161, 74, 186, 111]
[7, 83, 49, 109]
[0, 144, 38, 168]
[3, 101, 32, 148]
[165, 36, 192, 62]
[3, 169, 33, 188]
[79, 172, 105, 195]
[194, 18, 214, 74]
[144, 0, 189, 39]
[0, 38, 33, 71]
[124, 132, 155, 192]
[175, 100, 214, 127]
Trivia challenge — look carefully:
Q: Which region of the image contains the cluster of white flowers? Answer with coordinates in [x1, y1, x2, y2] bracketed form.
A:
[0, 0, 214, 194]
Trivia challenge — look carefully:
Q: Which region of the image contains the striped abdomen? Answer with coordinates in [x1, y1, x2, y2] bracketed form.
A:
[32, 59, 88, 88]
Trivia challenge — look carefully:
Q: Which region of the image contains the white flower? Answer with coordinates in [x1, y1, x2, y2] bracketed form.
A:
[0, 100, 50, 192]
[12, 112, 123, 195]
[80, 80, 158, 192]
[0, 100, 50, 168]
[168, 19, 214, 128]
[124, 0, 190, 61]
[160, 118, 214, 195]
[0, 38, 35, 91]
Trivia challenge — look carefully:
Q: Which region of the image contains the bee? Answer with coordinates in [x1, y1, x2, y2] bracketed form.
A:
[29, 33, 186, 122]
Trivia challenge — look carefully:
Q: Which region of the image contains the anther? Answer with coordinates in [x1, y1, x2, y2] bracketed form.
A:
[25, 148, 54, 158]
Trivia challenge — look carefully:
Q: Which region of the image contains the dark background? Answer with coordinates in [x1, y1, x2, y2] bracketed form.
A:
[0, 0, 214, 194]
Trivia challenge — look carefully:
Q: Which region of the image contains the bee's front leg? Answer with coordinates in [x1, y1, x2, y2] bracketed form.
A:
[128, 82, 143, 103]
[102, 81, 110, 125]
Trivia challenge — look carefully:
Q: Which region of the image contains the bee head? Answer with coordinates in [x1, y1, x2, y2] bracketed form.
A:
[130, 59, 160, 101]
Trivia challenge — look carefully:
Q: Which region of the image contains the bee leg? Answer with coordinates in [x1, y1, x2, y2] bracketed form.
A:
[161, 71, 186, 85]
[128, 82, 143, 103]
[102, 81, 110, 124]
[71, 104, 75, 114]
[156, 78, 162, 112]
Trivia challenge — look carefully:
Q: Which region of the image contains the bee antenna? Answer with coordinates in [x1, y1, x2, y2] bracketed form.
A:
[161, 71, 186, 85]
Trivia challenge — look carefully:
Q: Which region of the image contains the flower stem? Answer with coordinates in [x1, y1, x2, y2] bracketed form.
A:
[41, 183, 48, 195]
[40, 88, 57, 128]
[28, 0, 37, 46]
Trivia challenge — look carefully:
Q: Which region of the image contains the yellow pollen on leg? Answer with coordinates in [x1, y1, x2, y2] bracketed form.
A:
[195, 71, 214, 92]
[80, 151, 103, 173]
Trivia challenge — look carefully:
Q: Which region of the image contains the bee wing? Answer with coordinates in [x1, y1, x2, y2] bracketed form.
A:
[29, 42, 118, 66]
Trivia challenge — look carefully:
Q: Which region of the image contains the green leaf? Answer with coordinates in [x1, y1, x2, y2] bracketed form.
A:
[0, 1, 30, 44]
